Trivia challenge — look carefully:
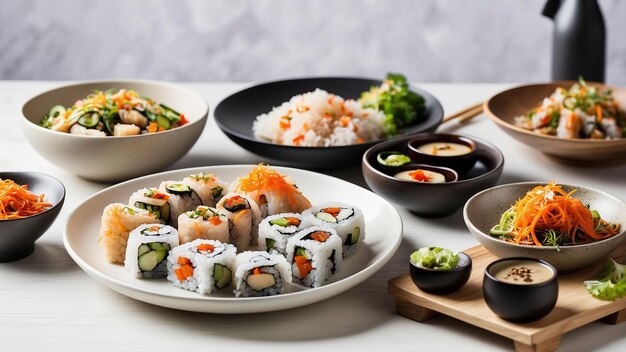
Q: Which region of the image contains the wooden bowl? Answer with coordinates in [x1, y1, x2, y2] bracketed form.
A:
[484, 81, 626, 166]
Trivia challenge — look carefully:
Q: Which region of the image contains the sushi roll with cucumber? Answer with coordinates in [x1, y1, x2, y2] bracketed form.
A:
[182, 172, 228, 207]
[177, 206, 229, 244]
[98, 203, 161, 264]
[124, 224, 179, 279]
[158, 181, 202, 227]
[128, 187, 172, 224]
[258, 213, 306, 255]
[167, 239, 236, 295]
[216, 192, 262, 251]
[286, 226, 342, 288]
[302, 202, 365, 257]
[233, 251, 292, 297]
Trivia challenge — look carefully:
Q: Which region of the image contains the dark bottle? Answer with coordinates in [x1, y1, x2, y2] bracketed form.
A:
[543, 0, 606, 82]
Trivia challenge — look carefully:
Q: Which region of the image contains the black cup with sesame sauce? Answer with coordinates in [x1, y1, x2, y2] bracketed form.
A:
[483, 257, 558, 322]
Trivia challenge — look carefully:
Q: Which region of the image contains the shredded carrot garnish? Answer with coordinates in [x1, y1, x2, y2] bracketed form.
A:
[148, 122, 158, 133]
[0, 179, 52, 220]
[506, 182, 620, 246]
[596, 105, 603, 122]
[234, 164, 311, 209]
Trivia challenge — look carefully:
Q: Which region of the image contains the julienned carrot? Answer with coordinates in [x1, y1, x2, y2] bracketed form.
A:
[0, 179, 52, 220]
[507, 182, 620, 246]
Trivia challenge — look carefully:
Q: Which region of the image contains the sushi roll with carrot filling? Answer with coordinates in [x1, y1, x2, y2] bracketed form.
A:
[128, 188, 172, 224]
[302, 202, 365, 257]
[125, 224, 179, 279]
[233, 251, 292, 297]
[177, 206, 229, 244]
[231, 164, 311, 217]
[258, 213, 306, 255]
[286, 226, 342, 288]
[216, 192, 262, 251]
[167, 239, 236, 295]
[158, 181, 202, 227]
[99, 203, 161, 264]
[182, 172, 228, 208]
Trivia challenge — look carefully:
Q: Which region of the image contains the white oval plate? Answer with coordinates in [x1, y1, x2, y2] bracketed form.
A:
[64, 165, 403, 314]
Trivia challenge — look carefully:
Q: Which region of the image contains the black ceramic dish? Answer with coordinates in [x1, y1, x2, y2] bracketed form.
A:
[0, 172, 65, 262]
[385, 164, 458, 183]
[214, 77, 444, 169]
[483, 257, 558, 322]
[362, 133, 504, 217]
[407, 134, 478, 176]
[410, 252, 472, 294]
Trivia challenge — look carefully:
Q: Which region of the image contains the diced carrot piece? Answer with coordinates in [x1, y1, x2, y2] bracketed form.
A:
[209, 216, 222, 225]
[310, 231, 330, 242]
[252, 267, 262, 275]
[197, 244, 215, 252]
[178, 257, 191, 265]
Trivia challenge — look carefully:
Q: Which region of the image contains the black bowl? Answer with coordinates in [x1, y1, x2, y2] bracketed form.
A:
[410, 252, 472, 294]
[483, 257, 558, 322]
[362, 133, 504, 217]
[0, 172, 65, 262]
[407, 134, 478, 176]
[214, 77, 443, 168]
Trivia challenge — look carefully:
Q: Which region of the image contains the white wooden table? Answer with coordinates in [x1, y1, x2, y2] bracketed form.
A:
[1, 82, 624, 351]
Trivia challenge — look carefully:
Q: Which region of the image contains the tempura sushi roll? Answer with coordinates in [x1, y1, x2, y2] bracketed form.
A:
[182, 172, 228, 207]
[258, 213, 306, 255]
[286, 226, 342, 288]
[158, 181, 202, 227]
[167, 239, 236, 295]
[98, 203, 160, 264]
[128, 187, 172, 224]
[302, 202, 365, 257]
[234, 251, 292, 297]
[177, 206, 229, 244]
[216, 192, 262, 250]
[125, 224, 179, 279]
[231, 164, 311, 217]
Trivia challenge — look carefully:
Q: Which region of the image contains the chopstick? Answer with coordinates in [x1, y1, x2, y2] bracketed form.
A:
[442, 102, 484, 124]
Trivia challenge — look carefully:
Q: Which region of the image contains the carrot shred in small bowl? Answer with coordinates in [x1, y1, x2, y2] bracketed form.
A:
[0, 179, 52, 220]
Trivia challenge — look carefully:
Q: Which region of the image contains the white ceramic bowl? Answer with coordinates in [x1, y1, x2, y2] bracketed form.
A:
[21, 80, 208, 182]
[463, 182, 626, 271]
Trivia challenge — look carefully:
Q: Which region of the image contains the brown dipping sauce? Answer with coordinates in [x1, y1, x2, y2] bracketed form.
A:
[490, 260, 555, 285]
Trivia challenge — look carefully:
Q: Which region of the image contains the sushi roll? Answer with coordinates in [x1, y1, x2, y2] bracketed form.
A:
[258, 213, 306, 255]
[167, 239, 236, 295]
[231, 164, 311, 217]
[233, 251, 292, 297]
[158, 181, 202, 227]
[216, 192, 262, 251]
[98, 203, 160, 264]
[286, 226, 342, 288]
[128, 187, 172, 224]
[124, 224, 179, 279]
[182, 172, 228, 207]
[302, 202, 365, 257]
[177, 206, 229, 244]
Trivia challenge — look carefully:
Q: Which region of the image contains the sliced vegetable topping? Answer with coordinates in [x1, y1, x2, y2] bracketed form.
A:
[309, 231, 331, 242]
[197, 243, 215, 252]
[223, 195, 249, 212]
[269, 216, 301, 227]
[213, 264, 232, 289]
[165, 183, 192, 195]
[410, 247, 460, 270]
[408, 169, 431, 182]
[377, 151, 411, 167]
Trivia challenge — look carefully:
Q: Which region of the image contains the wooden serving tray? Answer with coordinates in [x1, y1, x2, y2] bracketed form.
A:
[388, 243, 626, 352]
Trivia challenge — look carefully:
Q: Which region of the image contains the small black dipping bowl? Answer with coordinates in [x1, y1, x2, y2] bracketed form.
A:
[408, 134, 477, 176]
[483, 257, 558, 322]
[0, 172, 65, 262]
[410, 251, 472, 294]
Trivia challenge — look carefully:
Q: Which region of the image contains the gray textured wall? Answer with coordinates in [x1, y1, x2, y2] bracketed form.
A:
[1, 0, 625, 84]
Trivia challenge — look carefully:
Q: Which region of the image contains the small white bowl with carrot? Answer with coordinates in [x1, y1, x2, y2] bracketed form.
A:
[463, 182, 626, 271]
[21, 80, 208, 182]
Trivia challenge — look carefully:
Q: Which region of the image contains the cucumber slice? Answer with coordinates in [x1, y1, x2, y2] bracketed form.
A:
[137, 244, 151, 256]
[160, 203, 170, 222]
[48, 105, 66, 118]
[148, 242, 166, 250]
[350, 227, 360, 245]
[315, 211, 337, 223]
[160, 104, 181, 121]
[295, 247, 311, 259]
[78, 112, 101, 128]
[210, 186, 223, 199]
[165, 183, 192, 195]
[266, 238, 276, 250]
[156, 115, 171, 130]
[213, 264, 232, 289]
[133, 202, 146, 210]
[138, 251, 159, 272]
[155, 248, 168, 264]
[269, 217, 290, 227]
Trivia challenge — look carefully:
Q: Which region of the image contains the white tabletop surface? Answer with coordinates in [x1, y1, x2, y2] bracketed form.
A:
[1, 81, 625, 351]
